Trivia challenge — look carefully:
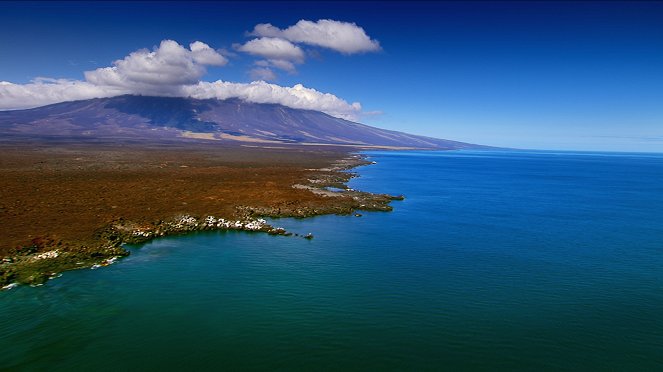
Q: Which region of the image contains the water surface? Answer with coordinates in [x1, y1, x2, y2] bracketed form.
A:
[2, 150, 663, 370]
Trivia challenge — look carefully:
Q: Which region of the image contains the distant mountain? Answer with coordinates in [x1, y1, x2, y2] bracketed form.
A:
[0, 95, 483, 149]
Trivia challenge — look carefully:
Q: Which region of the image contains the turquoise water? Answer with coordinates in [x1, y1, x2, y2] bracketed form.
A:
[2, 150, 663, 370]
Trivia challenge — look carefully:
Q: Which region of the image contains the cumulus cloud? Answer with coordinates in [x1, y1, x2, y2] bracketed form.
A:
[0, 78, 122, 110]
[235, 37, 304, 62]
[0, 39, 363, 120]
[235, 37, 303, 74]
[250, 19, 381, 54]
[237, 19, 380, 77]
[267, 59, 297, 72]
[255, 59, 296, 73]
[184, 81, 361, 120]
[84, 39, 227, 95]
[248, 67, 277, 82]
[190, 41, 229, 65]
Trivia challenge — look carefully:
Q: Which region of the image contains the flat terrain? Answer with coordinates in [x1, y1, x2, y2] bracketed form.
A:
[0, 140, 351, 255]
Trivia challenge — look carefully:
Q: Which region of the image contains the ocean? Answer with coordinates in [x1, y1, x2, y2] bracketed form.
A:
[2, 150, 663, 370]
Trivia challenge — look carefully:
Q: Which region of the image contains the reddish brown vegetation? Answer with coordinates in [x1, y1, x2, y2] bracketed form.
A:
[0, 141, 354, 256]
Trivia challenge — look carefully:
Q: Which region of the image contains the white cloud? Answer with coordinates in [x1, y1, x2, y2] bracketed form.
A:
[250, 23, 283, 38]
[250, 19, 381, 54]
[84, 39, 226, 95]
[0, 39, 363, 120]
[236, 37, 302, 74]
[255, 59, 296, 73]
[238, 19, 380, 78]
[248, 67, 277, 82]
[0, 79, 123, 110]
[267, 59, 296, 72]
[235, 37, 304, 62]
[184, 81, 361, 121]
[190, 41, 228, 66]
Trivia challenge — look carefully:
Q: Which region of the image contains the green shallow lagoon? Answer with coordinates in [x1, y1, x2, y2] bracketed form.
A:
[2, 150, 663, 370]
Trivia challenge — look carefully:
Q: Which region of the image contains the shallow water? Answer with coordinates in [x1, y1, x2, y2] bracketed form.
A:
[2, 150, 663, 370]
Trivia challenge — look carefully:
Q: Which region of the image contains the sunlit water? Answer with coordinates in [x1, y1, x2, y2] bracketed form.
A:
[2, 150, 663, 370]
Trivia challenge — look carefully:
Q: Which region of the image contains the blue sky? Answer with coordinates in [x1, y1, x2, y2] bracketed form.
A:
[1, 1, 662, 151]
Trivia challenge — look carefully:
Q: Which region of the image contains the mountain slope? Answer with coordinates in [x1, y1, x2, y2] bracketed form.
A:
[0, 95, 482, 149]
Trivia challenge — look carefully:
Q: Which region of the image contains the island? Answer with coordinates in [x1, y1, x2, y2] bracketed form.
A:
[0, 95, 482, 288]
[0, 140, 404, 287]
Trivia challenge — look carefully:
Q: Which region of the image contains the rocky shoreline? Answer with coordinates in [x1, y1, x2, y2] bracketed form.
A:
[1, 153, 403, 289]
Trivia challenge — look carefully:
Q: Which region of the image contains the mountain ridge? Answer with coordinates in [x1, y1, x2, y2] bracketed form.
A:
[0, 95, 484, 149]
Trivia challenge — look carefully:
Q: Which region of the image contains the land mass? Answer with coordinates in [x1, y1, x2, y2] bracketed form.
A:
[0, 140, 403, 287]
[0, 95, 485, 150]
[0, 96, 485, 288]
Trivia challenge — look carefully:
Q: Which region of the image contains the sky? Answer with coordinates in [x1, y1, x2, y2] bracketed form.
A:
[1, 1, 662, 152]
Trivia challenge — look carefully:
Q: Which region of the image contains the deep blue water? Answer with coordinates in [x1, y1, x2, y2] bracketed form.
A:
[2, 150, 663, 370]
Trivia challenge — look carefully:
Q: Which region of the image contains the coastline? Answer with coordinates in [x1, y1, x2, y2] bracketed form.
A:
[1, 146, 403, 289]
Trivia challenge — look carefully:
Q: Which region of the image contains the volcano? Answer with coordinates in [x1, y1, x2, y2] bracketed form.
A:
[0, 95, 483, 149]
